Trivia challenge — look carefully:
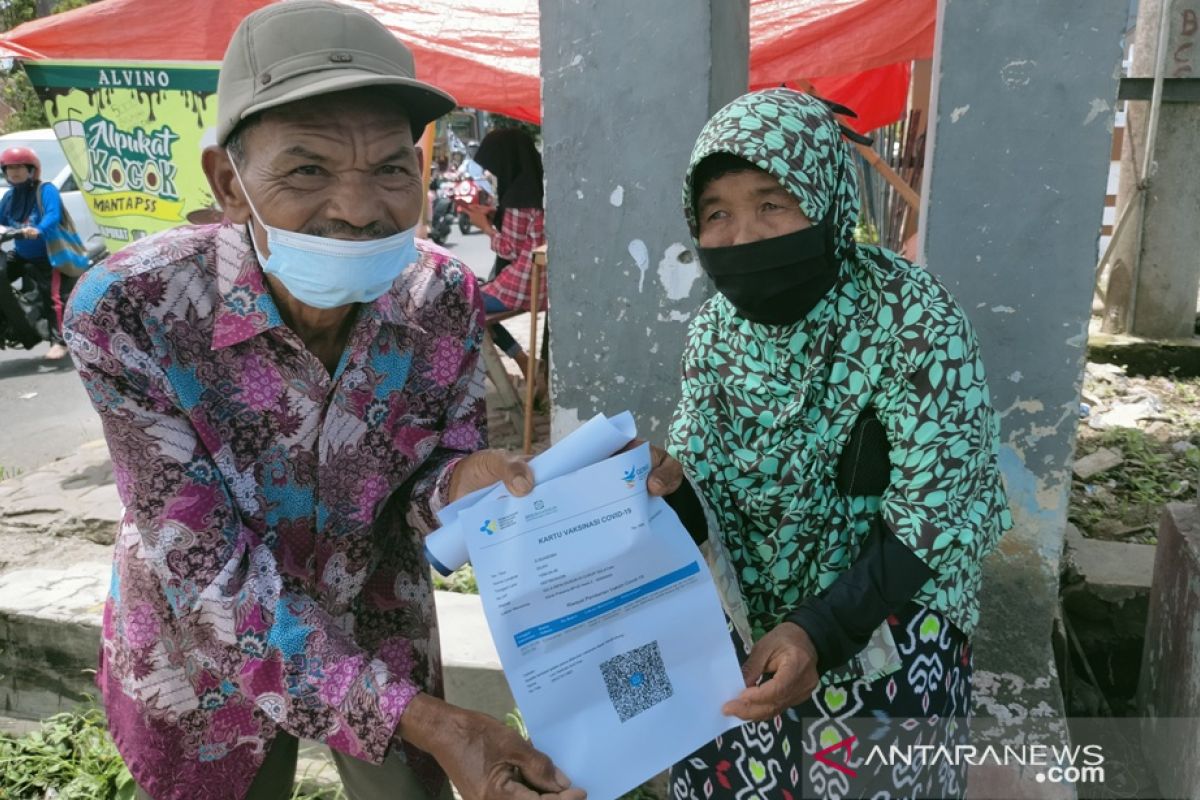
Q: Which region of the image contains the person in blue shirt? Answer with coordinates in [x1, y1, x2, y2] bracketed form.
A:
[0, 145, 76, 359]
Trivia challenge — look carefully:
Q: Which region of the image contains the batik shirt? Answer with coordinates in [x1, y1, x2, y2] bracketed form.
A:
[64, 223, 487, 800]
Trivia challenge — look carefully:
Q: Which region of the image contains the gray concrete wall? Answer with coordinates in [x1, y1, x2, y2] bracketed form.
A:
[539, 0, 748, 441]
[1127, 0, 1200, 338]
[920, 0, 1127, 745]
[1138, 503, 1200, 799]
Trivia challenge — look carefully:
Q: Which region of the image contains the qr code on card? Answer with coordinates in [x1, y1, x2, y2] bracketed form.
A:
[600, 641, 674, 722]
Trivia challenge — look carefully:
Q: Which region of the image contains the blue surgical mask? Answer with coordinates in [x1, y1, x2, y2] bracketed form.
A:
[229, 156, 418, 309]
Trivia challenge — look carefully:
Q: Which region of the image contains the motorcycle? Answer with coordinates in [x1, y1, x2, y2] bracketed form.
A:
[427, 175, 456, 245]
[0, 230, 106, 350]
[0, 230, 45, 349]
[453, 176, 491, 235]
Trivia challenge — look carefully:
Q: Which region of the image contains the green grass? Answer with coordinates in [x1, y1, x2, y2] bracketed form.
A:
[1098, 429, 1177, 502]
[0, 701, 660, 799]
[290, 784, 344, 800]
[0, 709, 134, 800]
[0, 708, 351, 800]
[432, 565, 478, 594]
[1069, 426, 1200, 541]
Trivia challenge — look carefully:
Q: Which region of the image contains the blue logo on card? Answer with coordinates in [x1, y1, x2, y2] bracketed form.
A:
[622, 466, 637, 488]
[622, 463, 651, 489]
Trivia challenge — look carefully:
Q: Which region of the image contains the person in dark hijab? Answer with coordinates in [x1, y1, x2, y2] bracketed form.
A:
[663, 88, 1012, 800]
[464, 128, 546, 383]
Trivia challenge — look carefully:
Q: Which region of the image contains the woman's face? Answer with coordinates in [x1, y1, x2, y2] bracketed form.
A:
[4, 164, 30, 184]
[695, 168, 811, 248]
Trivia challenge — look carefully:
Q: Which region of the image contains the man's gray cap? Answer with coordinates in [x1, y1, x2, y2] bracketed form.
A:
[216, 0, 456, 144]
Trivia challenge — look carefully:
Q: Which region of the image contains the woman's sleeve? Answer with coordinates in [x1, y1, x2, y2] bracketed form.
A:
[787, 516, 933, 674]
[36, 183, 63, 233]
[874, 297, 1010, 578]
[663, 475, 709, 546]
[490, 209, 521, 261]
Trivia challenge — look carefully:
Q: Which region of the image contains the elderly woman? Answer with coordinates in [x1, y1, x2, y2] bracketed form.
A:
[663, 89, 1012, 799]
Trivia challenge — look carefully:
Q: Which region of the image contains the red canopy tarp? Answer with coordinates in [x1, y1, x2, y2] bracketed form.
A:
[0, 0, 933, 131]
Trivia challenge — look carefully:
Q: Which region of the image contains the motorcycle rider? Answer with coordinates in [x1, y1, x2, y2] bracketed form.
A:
[0, 146, 74, 360]
[456, 140, 495, 199]
[426, 157, 456, 244]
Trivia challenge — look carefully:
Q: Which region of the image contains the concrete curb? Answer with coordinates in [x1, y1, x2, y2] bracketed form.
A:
[0, 437, 528, 726]
[0, 568, 513, 723]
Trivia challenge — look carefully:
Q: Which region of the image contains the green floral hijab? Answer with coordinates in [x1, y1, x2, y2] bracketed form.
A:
[668, 89, 1012, 639]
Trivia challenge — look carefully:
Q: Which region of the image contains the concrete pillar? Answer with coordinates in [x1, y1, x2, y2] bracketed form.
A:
[1107, 0, 1200, 338]
[919, 0, 1127, 778]
[1137, 502, 1200, 799]
[539, 0, 748, 441]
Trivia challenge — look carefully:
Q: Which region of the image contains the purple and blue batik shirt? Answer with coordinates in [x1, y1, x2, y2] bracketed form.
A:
[64, 222, 487, 799]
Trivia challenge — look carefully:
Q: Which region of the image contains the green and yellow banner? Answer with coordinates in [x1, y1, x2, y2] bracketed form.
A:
[24, 61, 222, 254]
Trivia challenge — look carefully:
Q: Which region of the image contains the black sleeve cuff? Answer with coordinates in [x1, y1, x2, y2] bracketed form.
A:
[786, 516, 935, 675]
[663, 476, 708, 546]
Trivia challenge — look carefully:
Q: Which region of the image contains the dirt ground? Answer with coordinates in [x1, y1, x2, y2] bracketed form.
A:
[1069, 361, 1200, 543]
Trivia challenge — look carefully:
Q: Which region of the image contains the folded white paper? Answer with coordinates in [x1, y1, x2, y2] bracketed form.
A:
[460, 442, 744, 800]
[426, 411, 638, 575]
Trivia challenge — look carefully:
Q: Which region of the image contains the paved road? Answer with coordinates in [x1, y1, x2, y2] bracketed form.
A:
[0, 343, 103, 476]
[0, 227, 497, 475]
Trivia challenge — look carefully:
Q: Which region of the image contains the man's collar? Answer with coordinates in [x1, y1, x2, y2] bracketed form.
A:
[369, 278, 428, 334]
[211, 223, 428, 349]
[211, 223, 286, 350]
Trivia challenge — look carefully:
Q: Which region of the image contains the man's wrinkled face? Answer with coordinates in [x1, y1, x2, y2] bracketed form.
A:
[216, 89, 424, 244]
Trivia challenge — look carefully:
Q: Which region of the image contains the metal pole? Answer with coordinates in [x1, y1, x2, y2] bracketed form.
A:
[1126, 0, 1174, 331]
[1095, 192, 1139, 290]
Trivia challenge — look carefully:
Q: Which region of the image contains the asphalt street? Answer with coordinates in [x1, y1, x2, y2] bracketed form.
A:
[0, 226, 496, 475]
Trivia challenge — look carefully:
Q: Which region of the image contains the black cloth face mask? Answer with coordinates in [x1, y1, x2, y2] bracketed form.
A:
[697, 218, 840, 325]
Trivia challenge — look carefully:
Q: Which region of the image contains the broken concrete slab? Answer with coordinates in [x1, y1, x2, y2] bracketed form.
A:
[1061, 524, 1156, 716]
[1083, 361, 1128, 383]
[1062, 524, 1155, 605]
[0, 440, 121, 545]
[1072, 448, 1124, 480]
[0, 564, 109, 623]
[0, 564, 109, 719]
[1137, 502, 1200, 800]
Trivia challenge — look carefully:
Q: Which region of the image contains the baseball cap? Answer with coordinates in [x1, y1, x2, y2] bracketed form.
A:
[216, 0, 457, 145]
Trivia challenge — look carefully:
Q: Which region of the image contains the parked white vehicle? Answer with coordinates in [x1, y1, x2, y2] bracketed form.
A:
[0, 128, 103, 251]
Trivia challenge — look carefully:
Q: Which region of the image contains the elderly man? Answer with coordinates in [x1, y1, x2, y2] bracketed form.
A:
[66, 3, 677, 798]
